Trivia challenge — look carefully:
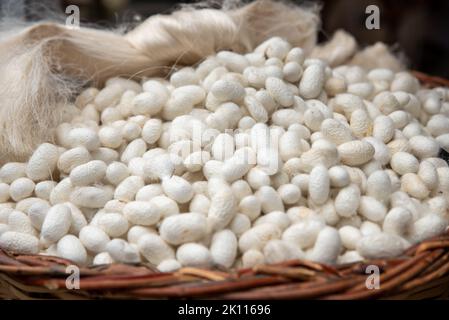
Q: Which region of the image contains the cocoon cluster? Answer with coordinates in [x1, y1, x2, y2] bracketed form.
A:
[1, 37, 449, 270]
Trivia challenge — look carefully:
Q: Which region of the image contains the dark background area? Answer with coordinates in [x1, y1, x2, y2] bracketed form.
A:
[2, 0, 449, 78]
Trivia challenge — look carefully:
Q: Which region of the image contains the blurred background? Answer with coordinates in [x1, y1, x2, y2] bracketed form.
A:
[1, 0, 449, 78]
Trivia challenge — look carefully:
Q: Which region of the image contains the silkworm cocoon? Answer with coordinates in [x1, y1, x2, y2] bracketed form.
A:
[176, 243, 212, 268]
[304, 107, 325, 132]
[106, 239, 140, 263]
[265, 77, 294, 107]
[339, 226, 362, 250]
[230, 180, 251, 201]
[408, 135, 440, 159]
[282, 219, 325, 250]
[350, 109, 372, 139]
[55, 235, 87, 266]
[71, 186, 112, 208]
[41, 204, 72, 243]
[94, 84, 125, 111]
[149, 195, 179, 218]
[263, 239, 303, 264]
[283, 61, 303, 83]
[271, 109, 303, 128]
[49, 178, 73, 205]
[8, 210, 36, 236]
[299, 144, 339, 172]
[181, 151, 209, 174]
[347, 82, 373, 99]
[137, 233, 175, 265]
[418, 160, 439, 191]
[120, 138, 146, 164]
[426, 196, 448, 217]
[127, 225, 156, 244]
[308, 227, 341, 264]
[338, 250, 364, 264]
[382, 207, 413, 237]
[243, 95, 268, 123]
[91, 147, 119, 164]
[136, 184, 164, 201]
[333, 93, 364, 117]
[114, 176, 144, 202]
[366, 170, 392, 204]
[68, 127, 100, 151]
[105, 161, 130, 186]
[0, 224, 9, 236]
[210, 79, 245, 103]
[359, 221, 382, 237]
[367, 68, 394, 82]
[239, 223, 281, 252]
[69, 160, 107, 187]
[401, 173, 430, 200]
[338, 140, 375, 166]
[170, 67, 199, 87]
[211, 133, 235, 161]
[372, 115, 395, 144]
[76, 87, 99, 108]
[156, 259, 181, 272]
[0, 231, 39, 254]
[121, 121, 141, 141]
[0, 183, 9, 203]
[79, 225, 110, 253]
[207, 187, 237, 231]
[254, 211, 290, 231]
[335, 184, 361, 218]
[357, 233, 406, 259]
[28, 200, 50, 230]
[221, 154, 253, 183]
[308, 165, 330, 205]
[210, 229, 238, 268]
[228, 214, 251, 237]
[163, 86, 205, 120]
[299, 63, 325, 99]
[33, 181, 57, 201]
[372, 92, 400, 115]
[390, 152, 419, 176]
[238, 195, 261, 222]
[57, 147, 91, 174]
[93, 252, 114, 265]
[98, 126, 123, 148]
[328, 166, 350, 188]
[96, 213, 129, 237]
[427, 114, 449, 136]
[9, 178, 35, 201]
[358, 196, 387, 222]
[255, 186, 284, 214]
[123, 201, 161, 226]
[437, 167, 449, 194]
[0, 162, 27, 183]
[408, 213, 447, 243]
[160, 212, 207, 245]
[216, 50, 249, 73]
[387, 139, 410, 157]
[161, 176, 193, 204]
[26, 143, 60, 182]
[277, 184, 301, 205]
[320, 118, 353, 145]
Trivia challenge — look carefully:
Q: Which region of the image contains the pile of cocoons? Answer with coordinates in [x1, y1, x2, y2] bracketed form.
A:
[1, 37, 449, 271]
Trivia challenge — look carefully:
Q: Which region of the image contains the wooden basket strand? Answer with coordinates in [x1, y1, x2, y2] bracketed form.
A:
[0, 231, 448, 300]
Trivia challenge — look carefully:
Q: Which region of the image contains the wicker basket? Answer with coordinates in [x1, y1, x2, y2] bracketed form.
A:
[1, 71, 449, 300]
